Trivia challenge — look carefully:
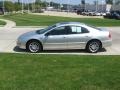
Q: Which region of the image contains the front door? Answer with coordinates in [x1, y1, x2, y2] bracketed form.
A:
[43, 26, 67, 50]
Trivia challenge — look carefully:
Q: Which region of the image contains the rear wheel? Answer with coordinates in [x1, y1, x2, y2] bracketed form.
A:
[27, 40, 42, 53]
[86, 40, 101, 53]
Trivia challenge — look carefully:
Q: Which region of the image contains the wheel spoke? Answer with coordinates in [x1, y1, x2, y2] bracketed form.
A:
[89, 41, 100, 53]
[29, 42, 40, 52]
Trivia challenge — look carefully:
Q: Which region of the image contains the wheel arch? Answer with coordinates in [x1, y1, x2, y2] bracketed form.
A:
[86, 39, 102, 49]
[26, 39, 43, 50]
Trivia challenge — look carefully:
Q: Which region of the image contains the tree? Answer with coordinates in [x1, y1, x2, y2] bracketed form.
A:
[41, 1, 47, 8]
[81, 0, 85, 11]
[94, 0, 98, 5]
[35, 0, 42, 8]
[81, 0, 85, 4]
[35, 0, 41, 4]
[0, 1, 3, 7]
[114, 0, 120, 5]
[18, 0, 20, 4]
[14, 2, 21, 11]
[106, 0, 113, 4]
[4, 1, 15, 12]
[34, 0, 40, 11]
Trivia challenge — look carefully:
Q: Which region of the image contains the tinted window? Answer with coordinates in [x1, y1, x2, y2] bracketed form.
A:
[49, 26, 67, 35]
[45, 25, 56, 30]
[36, 25, 56, 34]
[81, 27, 89, 33]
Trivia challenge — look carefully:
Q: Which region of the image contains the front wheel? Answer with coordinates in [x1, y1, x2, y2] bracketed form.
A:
[86, 40, 101, 53]
[27, 41, 42, 53]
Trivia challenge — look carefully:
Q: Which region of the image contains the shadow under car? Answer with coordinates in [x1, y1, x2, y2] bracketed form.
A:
[14, 46, 107, 53]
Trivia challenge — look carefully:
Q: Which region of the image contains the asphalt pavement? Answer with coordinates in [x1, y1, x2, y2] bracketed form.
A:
[0, 27, 120, 55]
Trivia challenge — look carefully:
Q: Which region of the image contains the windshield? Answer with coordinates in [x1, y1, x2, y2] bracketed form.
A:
[45, 24, 56, 30]
[36, 25, 56, 34]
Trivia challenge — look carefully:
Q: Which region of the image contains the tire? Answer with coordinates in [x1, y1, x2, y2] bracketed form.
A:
[86, 40, 101, 53]
[27, 40, 42, 53]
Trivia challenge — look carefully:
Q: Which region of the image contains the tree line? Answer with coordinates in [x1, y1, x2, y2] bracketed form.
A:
[0, 0, 47, 12]
[0, 0, 119, 12]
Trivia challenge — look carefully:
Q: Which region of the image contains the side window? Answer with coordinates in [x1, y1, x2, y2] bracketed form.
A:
[68, 26, 89, 34]
[49, 26, 67, 35]
[81, 27, 89, 33]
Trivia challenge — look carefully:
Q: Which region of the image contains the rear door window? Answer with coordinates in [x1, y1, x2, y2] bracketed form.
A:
[68, 26, 89, 34]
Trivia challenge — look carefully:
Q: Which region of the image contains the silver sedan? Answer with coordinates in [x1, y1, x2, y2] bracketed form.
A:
[17, 22, 112, 53]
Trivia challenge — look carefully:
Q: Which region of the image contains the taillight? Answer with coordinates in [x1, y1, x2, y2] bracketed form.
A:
[109, 32, 111, 38]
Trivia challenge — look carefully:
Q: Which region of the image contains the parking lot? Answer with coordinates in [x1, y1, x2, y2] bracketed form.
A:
[0, 26, 119, 55]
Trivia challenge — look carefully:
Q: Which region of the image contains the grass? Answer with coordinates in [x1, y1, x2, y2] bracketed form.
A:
[1, 14, 120, 26]
[0, 20, 6, 26]
[0, 53, 120, 90]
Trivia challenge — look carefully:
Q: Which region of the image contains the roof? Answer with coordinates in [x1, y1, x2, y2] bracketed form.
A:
[56, 22, 85, 26]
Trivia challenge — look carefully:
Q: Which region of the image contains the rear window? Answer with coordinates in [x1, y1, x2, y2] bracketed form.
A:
[87, 24, 101, 31]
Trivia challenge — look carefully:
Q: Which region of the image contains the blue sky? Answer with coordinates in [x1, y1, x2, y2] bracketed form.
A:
[2, 0, 106, 5]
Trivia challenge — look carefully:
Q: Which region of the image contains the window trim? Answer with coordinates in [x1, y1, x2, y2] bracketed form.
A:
[45, 25, 89, 36]
[67, 25, 89, 35]
[47, 26, 68, 36]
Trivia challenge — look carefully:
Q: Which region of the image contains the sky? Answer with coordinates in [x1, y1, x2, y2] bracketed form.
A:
[1, 0, 106, 5]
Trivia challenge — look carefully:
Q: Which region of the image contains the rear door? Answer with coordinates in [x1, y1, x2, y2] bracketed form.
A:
[66, 26, 90, 49]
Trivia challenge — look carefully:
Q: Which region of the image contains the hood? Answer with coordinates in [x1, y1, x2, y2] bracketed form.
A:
[19, 30, 38, 40]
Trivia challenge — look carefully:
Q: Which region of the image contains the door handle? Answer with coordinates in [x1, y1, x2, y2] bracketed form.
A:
[85, 36, 89, 37]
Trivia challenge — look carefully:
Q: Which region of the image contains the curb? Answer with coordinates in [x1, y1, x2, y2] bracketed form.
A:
[0, 19, 16, 28]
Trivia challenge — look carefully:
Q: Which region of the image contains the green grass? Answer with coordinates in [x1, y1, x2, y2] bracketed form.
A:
[0, 54, 120, 90]
[0, 20, 6, 26]
[1, 14, 120, 26]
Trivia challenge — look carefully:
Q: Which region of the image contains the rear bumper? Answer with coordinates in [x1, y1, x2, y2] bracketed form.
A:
[102, 39, 112, 48]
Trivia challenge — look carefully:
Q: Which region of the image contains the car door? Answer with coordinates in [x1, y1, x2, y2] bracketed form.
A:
[43, 26, 68, 50]
[66, 26, 90, 49]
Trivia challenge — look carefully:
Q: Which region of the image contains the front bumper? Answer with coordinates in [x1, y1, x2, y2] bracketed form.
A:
[17, 40, 26, 49]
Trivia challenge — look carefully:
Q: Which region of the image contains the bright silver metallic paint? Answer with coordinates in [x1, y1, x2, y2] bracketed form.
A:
[17, 22, 112, 51]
